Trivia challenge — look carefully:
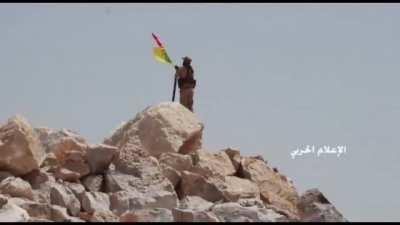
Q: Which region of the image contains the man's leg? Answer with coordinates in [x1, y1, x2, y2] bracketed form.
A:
[180, 88, 190, 110]
[187, 88, 194, 112]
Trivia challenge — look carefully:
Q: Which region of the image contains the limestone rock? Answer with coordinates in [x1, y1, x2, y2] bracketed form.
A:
[179, 195, 214, 211]
[104, 168, 174, 195]
[160, 164, 180, 187]
[0, 115, 46, 176]
[31, 178, 56, 205]
[109, 190, 142, 216]
[158, 153, 193, 187]
[40, 152, 58, 169]
[86, 144, 118, 174]
[222, 176, 260, 202]
[158, 152, 193, 172]
[34, 127, 87, 160]
[222, 147, 241, 171]
[81, 192, 110, 213]
[0, 171, 13, 182]
[50, 183, 81, 217]
[146, 190, 178, 210]
[54, 167, 80, 182]
[61, 150, 90, 178]
[298, 188, 347, 222]
[22, 169, 54, 189]
[179, 171, 259, 203]
[119, 208, 174, 222]
[104, 170, 140, 193]
[239, 157, 299, 217]
[114, 152, 162, 181]
[110, 189, 178, 216]
[172, 208, 219, 222]
[82, 175, 103, 192]
[0, 194, 8, 207]
[190, 150, 236, 177]
[0, 202, 30, 222]
[18, 201, 77, 222]
[0, 177, 34, 200]
[237, 198, 265, 208]
[63, 181, 86, 201]
[211, 202, 287, 222]
[178, 171, 225, 202]
[105, 102, 204, 158]
[28, 217, 53, 222]
[87, 210, 118, 222]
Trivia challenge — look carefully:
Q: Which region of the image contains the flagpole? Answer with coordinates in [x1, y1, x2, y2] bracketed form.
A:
[172, 75, 177, 102]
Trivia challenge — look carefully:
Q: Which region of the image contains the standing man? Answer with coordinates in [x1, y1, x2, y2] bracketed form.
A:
[174, 56, 196, 112]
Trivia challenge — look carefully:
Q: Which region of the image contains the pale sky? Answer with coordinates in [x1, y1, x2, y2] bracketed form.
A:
[1, 3, 399, 221]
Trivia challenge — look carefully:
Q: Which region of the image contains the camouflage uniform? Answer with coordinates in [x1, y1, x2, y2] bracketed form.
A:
[175, 59, 196, 112]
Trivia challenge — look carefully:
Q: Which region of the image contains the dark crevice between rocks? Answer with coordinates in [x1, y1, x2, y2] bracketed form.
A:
[175, 178, 184, 200]
[234, 162, 246, 179]
[100, 174, 107, 193]
[178, 132, 202, 155]
[317, 193, 330, 204]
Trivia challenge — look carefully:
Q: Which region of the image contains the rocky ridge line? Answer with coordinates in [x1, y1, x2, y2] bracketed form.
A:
[0, 102, 347, 222]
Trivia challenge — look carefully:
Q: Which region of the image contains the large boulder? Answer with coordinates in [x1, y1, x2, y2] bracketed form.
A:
[113, 151, 162, 181]
[0, 116, 46, 176]
[81, 210, 118, 222]
[221, 176, 260, 202]
[178, 171, 225, 202]
[158, 152, 193, 187]
[40, 152, 58, 169]
[0, 171, 14, 183]
[179, 195, 214, 211]
[104, 169, 174, 194]
[222, 147, 242, 171]
[54, 167, 81, 182]
[160, 165, 181, 187]
[239, 157, 299, 218]
[158, 152, 193, 172]
[0, 194, 8, 207]
[110, 189, 178, 216]
[82, 175, 104, 192]
[81, 192, 110, 213]
[173, 195, 218, 222]
[0, 202, 30, 222]
[18, 201, 79, 222]
[172, 208, 219, 222]
[211, 202, 287, 222]
[178, 171, 259, 203]
[104, 170, 141, 193]
[190, 150, 236, 177]
[109, 190, 148, 216]
[50, 183, 81, 217]
[60, 150, 90, 179]
[63, 181, 86, 201]
[297, 188, 347, 222]
[0, 177, 34, 200]
[30, 177, 57, 205]
[35, 128, 88, 164]
[119, 208, 174, 222]
[86, 144, 118, 174]
[21, 169, 55, 190]
[104, 102, 204, 158]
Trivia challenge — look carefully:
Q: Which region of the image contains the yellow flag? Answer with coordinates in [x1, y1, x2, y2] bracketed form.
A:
[153, 47, 173, 64]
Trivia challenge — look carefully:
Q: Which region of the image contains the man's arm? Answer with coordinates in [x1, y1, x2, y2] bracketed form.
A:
[175, 66, 187, 79]
[174, 65, 179, 78]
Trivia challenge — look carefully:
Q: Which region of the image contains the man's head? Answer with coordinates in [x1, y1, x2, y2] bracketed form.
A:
[182, 56, 192, 66]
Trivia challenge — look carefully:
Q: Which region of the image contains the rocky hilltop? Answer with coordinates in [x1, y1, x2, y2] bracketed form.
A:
[0, 102, 347, 222]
